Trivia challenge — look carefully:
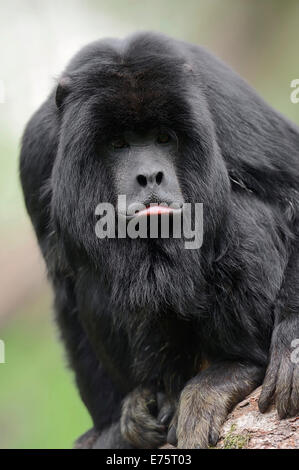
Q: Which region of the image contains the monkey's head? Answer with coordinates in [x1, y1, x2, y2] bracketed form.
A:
[50, 32, 229, 313]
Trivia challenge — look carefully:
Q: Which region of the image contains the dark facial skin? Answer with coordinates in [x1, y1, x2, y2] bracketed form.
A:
[106, 129, 184, 214]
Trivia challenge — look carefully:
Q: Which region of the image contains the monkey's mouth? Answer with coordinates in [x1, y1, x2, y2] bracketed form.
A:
[135, 204, 182, 217]
[124, 202, 183, 220]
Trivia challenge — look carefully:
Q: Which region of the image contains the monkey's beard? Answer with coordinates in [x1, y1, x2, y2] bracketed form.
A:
[99, 236, 202, 321]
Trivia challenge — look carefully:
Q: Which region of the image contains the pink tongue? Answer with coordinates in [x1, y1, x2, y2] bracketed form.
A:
[137, 206, 173, 216]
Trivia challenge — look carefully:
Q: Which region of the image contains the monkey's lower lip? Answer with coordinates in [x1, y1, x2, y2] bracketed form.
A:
[117, 204, 183, 220]
[135, 206, 182, 217]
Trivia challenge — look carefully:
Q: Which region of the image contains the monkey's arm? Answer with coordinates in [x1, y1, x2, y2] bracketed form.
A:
[167, 361, 264, 449]
[54, 277, 127, 432]
[55, 278, 144, 449]
[259, 244, 299, 418]
[56, 275, 174, 448]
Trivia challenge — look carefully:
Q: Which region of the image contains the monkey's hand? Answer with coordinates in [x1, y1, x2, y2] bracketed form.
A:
[167, 362, 263, 449]
[121, 387, 174, 448]
[259, 315, 299, 418]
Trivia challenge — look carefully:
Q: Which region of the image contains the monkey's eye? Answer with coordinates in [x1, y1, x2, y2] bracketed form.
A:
[157, 132, 171, 144]
[111, 137, 129, 149]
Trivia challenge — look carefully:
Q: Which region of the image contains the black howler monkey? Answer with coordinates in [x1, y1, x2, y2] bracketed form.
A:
[20, 32, 299, 448]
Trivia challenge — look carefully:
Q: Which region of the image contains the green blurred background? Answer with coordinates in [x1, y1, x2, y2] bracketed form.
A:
[0, 0, 298, 449]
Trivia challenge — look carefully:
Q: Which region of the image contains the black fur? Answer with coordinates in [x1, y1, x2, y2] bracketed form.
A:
[20, 32, 299, 448]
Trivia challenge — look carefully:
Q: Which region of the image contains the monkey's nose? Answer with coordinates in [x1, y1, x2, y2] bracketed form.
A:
[136, 171, 164, 188]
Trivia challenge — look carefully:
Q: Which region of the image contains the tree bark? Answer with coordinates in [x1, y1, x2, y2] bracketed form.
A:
[216, 387, 299, 449]
[76, 387, 299, 449]
[164, 387, 299, 449]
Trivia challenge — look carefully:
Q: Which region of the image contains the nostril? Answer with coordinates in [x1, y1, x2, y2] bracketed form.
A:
[156, 171, 163, 185]
[137, 174, 147, 187]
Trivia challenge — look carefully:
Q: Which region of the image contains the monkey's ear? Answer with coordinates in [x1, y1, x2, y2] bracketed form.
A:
[55, 76, 72, 109]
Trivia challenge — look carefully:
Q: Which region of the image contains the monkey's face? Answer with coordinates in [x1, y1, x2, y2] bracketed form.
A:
[50, 40, 229, 311]
[103, 128, 184, 219]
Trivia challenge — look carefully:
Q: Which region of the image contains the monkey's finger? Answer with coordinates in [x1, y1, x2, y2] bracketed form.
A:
[289, 365, 299, 417]
[167, 424, 178, 446]
[276, 357, 294, 419]
[166, 409, 178, 446]
[177, 414, 210, 449]
[208, 409, 220, 447]
[208, 428, 219, 448]
[208, 402, 230, 447]
[157, 400, 174, 425]
[156, 392, 173, 423]
[258, 362, 278, 413]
